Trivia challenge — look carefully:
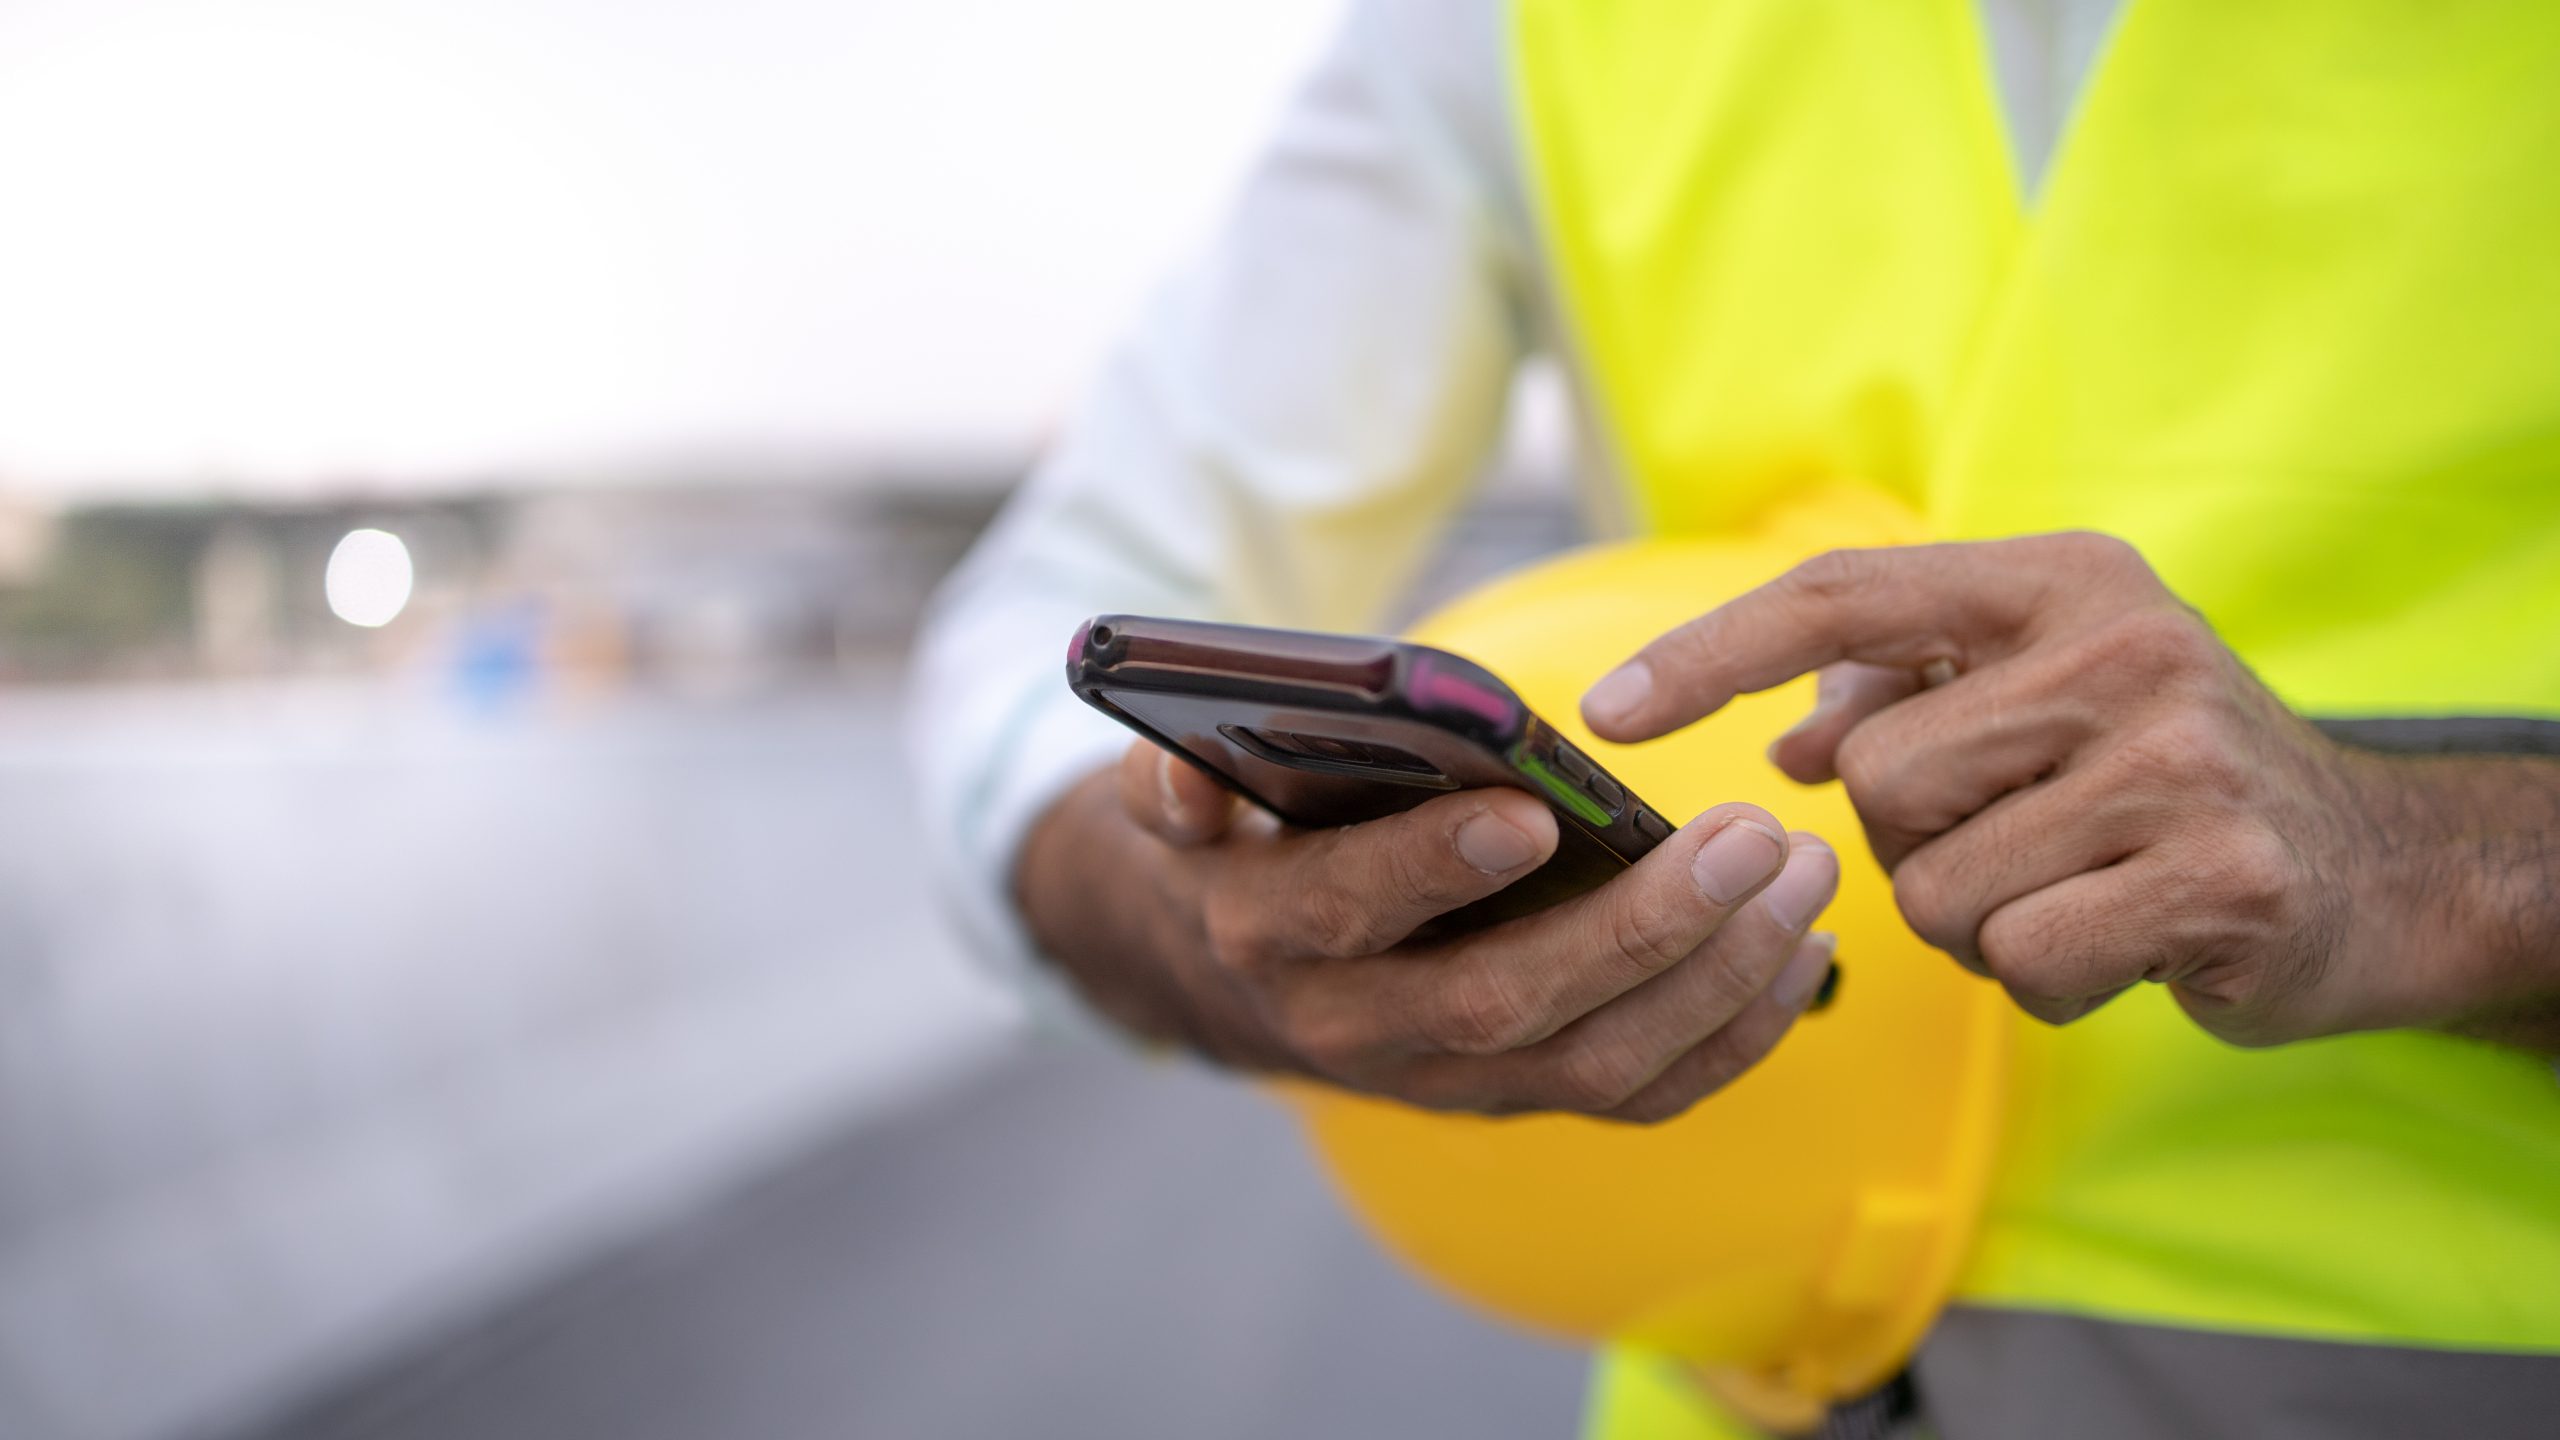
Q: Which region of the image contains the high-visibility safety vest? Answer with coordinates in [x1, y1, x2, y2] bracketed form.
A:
[1503, 1, 2560, 1434]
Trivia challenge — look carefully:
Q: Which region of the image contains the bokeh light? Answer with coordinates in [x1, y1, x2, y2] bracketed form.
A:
[324, 527, 414, 628]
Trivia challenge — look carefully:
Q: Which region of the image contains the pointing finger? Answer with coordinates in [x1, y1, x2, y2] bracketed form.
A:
[1581, 537, 2128, 743]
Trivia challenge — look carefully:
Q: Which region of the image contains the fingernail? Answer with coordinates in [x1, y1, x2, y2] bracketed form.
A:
[1772, 932, 1838, 1012]
[1690, 819, 1783, 903]
[1583, 660, 1654, 727]
[1774, 677, 1844, 748]
[1757, 840, 1839, 932]
[1773, 706, 1831, 751]
[1457, 810, 1541, 874]
[1768, 717, 1816, 764]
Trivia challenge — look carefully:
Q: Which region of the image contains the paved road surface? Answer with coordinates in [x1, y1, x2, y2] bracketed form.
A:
[0, 677, 1586, 1440]
[247, 1044, 1591, 1440]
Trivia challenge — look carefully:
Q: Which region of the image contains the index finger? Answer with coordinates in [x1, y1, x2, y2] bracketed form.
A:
[1580, 537, 2091, 744]
[1116, 740, 1241, 847]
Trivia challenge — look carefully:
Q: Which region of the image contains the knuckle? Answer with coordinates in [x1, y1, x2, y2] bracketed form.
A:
[1551, 1040, 1653, 1114]
[2188, 974, 2318, 1048]
[2092, 607, 2214, 682]
[1996, 966, 2078, 1008]
[2199, 825, 2296, 920]
[1790, 547, 1875, 602]
[1297, 879, 1391, 959]
[1274, 1001, 1373, 1077]
[1396, 1072, 1502, 1116]
[2009, 989, 2087, 1026]
[1692, 930, 1776, 1016]
[2111, 709, 2242, 798]
[2212, 1020, 2291, 1050]
[1892, 861, 1965, 952]
[1200, 891, 1280, 974]
[1975, 907, 2035, 982]
[2051, 530, 2152, 582]
[1698, 1022, 1780, 1093]
[2187, 969, 2278, 1031]
[1592, 1105, 1659, 1128]
[1976, 909, 2064, 995]
[1601, 1089, 1692, 1126]
[1656, 1015, 1785, 1109]
[1430, 967, 1541, 1056]
[1835, 728, 1932, 839]
[1376, 829, 1463, 915]
[1832, 724, 1890, 802]
[1604, 889, 1700, 978]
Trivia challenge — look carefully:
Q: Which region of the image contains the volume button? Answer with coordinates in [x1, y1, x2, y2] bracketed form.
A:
[1586, 770, 1624, 812]
[1552, 743, 1594, 783]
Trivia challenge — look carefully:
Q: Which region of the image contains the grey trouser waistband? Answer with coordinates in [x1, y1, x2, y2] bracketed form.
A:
[1903, 1305, 2560, 1440]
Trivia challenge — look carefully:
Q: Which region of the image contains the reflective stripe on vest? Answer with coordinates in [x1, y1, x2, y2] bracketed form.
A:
[1507, 0, 2560, 1431]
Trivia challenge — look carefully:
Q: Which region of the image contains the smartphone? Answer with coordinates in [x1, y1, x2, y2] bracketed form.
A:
[1067, 613, 1676, 932]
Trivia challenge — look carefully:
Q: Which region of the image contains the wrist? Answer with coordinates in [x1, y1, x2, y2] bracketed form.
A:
[2344, 751, 2560, 1047]
[2437, 756, 2560, 1052]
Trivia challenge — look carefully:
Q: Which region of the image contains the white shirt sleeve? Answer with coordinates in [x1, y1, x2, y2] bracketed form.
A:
[904, 0, 1532, 1035]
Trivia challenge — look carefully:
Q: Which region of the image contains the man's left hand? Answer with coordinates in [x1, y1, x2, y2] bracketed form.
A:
[1578, 531, 2448, 1046]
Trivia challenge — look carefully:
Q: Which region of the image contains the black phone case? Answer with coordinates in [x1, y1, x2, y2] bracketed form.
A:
[1067, 614, 1674, 932]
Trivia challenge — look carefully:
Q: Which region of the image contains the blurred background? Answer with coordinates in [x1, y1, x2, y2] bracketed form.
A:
[0, 3, 1593, 1438]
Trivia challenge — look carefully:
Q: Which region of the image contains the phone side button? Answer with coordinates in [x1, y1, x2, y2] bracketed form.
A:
[1633, 807, 1673, 846]
[1586, 771, 1624, 812]
[1551, 742, 1594, 784]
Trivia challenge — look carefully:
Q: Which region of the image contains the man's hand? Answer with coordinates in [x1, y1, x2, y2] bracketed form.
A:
[1012, 740, 1841, 1121]
[1580, 531, 2560, 1050]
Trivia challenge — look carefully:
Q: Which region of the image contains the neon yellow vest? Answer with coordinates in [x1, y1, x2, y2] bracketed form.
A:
[1508, 0, 2560, 1432]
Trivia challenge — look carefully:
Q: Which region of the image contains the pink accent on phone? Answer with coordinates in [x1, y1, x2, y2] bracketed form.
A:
[1411, 656, 1515, 727]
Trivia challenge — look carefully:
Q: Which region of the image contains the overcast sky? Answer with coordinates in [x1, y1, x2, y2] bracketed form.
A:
[0, 0, 1337, 498]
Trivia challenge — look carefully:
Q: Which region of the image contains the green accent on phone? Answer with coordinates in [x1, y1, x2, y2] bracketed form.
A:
[1511, 746, 1613, 827]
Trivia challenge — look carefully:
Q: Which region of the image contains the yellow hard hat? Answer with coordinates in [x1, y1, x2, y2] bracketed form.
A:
[1283, 489, 2010, 1428]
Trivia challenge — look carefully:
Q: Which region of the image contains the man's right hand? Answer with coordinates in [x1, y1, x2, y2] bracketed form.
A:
[1011, 739, 1841, 1123]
